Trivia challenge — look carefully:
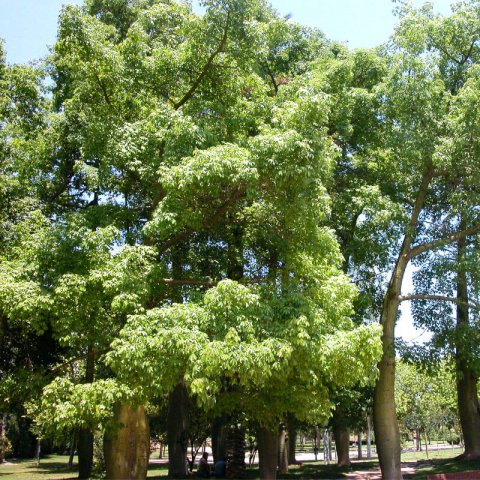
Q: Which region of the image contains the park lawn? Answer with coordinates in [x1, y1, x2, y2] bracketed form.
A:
[2, 449, 479, 480]
[403, 456, 480, 480]
[0, 455, 77, 479]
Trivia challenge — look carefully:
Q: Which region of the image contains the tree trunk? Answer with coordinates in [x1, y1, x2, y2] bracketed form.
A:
[212, 415, 228, 464]
[456, 230, 480, 460]
[34, 438, 41, 466]
[374, 170, 433, 480]
[332, 423, 351, 467]
[78, 348, 95, 479]
[257, 426, 277, 480]
[366, 415, 372, 458]
[77, 429, 93, 479]
[0, 414, 6, 464]
[68, 430, 77, 469]
[167, 381, 189, 478]
[322, 428, 330, 464]
[357, 431, 363, 459]
[287, 414, 297, 465]
[104, 403, 150, 480]
[226, 423, 245, 479]
[278, 427, 288, 474]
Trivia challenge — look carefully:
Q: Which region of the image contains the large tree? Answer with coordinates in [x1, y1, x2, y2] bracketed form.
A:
[372, 2, 480, 478]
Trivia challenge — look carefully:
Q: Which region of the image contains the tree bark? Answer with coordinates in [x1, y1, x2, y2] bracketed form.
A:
[68, 430, 77, 469]
[456, 229, 480, 460]
[226, 423, 246, 479]
[287, 414, 297, 465]
[0, 414, 6, 464]
[34, 438, 41, 466]
[366, 415, 372, 458]
[357, 431, 363, 459]
[257, 426, 278, 480]
[332, 423, 351, 467]
[278, 427, 288, 474]
[167, 381, 189, 478]
[212, 415, 227, 464]
[104, 403, 150, 480]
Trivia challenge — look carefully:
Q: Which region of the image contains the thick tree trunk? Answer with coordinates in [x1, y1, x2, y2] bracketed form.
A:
[278, 427, 288, 474]
[212, 416, 227, 464]
[456, 231, 480, 460]
[332, 423, 351, 467]
[226, 423, 246, 479]
[287, 414, 297, 465]
[104, 403, 150, 480]
[257, 426, 278, 480]
[77, 429, 93, 479]
[78, 348, 95, 479]
[167, 381, 189, 478]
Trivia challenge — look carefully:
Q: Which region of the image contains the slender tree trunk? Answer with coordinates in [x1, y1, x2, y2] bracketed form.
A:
[322, 428, 330, 464]
[34, 438, 41, 466]
[374, 279, 403, 480]
[68, 430, 77, 469]
[287, 414, 297, 465]
[0, 414, 6, 464]
[104, 403, 150, 480]
[278, 427, 288, 474]
[374, 171, 433, 480]
[78, 348, 95, 479]
[167, 381, 189, 478]
[456, 230, 480, 460]
[366, 415, 372, 458]
[257, 426, 278, 480]
[332, 423, 351, 467]
[357, 431, 363, 459]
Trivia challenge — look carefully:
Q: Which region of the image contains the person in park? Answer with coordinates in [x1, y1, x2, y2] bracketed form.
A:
[213, 458, 226, 478]
[197, 452, 211, 478]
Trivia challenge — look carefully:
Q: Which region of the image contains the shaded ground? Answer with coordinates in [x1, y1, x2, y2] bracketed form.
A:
[2, 452, 480, 479]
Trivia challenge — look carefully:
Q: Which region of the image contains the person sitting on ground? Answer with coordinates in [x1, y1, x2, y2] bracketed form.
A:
[213, 458, 226, 478]
[197, 452, 210, 478]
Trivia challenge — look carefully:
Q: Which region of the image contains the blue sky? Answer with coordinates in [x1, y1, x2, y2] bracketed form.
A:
[0, 0, 445, 342]
[0, 0, 453, 64]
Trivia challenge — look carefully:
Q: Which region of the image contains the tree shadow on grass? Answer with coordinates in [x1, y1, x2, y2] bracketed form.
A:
[404, 457, 480, 479]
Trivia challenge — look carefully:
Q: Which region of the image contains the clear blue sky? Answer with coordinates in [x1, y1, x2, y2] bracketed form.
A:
[0, 0, 453, 64]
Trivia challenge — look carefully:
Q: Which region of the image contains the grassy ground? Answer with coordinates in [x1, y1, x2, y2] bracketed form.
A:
[0, 455, 78, 480]
[2, 449, 480, 479]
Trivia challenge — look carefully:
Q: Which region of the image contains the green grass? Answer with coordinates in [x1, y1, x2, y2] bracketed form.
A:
[404, 456, 480, 479]
[0, 455, 77, 480]
[2, 449, 480, 480]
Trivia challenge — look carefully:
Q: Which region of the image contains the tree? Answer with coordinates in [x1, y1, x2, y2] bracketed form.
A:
[372, 2, 480, 477]
[395, 360, 457, 451]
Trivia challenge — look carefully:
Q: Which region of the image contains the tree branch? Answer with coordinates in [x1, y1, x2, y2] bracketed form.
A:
[173, 12, 230, 110]
[399, 294, 480, 310]
[162, 278, 217, 287]
[157, 186, 245, 254]
[406, 222, 480, 260]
